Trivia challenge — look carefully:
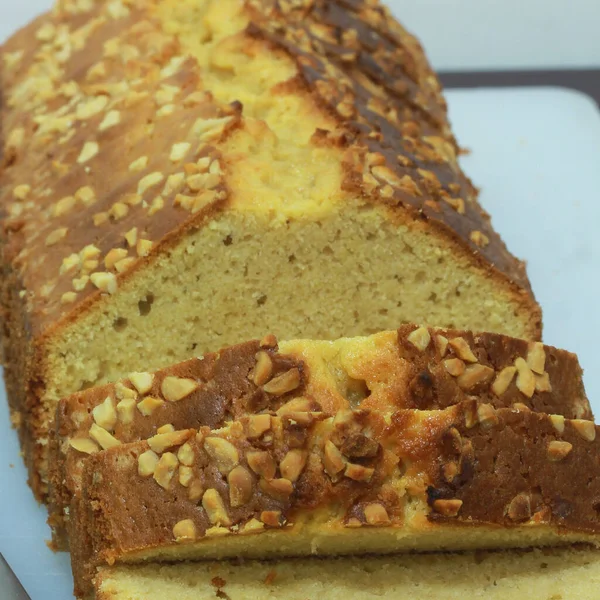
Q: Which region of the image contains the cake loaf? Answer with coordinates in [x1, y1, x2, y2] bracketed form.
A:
[71, 403, 600, 595]
[1, 0, 541, 499]
[94, 547, 600, 600]
[49, 325, 590, 548]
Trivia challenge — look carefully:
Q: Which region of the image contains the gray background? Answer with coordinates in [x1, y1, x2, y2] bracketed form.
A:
[2, 0, 600, 69]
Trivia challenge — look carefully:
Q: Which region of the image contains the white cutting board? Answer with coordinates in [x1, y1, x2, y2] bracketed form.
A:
[1, 87, 600, 600]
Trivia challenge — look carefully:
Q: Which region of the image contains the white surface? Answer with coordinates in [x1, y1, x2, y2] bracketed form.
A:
[1, 0, 600, 70]
[1, 87, 600, 599]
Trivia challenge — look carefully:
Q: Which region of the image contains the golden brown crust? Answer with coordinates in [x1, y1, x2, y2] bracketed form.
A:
[71, 403, 600, 596]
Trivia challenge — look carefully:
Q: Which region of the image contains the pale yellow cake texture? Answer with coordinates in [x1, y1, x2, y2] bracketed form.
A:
[96, 548, 600, 600]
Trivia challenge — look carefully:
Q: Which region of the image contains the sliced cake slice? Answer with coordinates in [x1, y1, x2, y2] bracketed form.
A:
[49, 325, 590, 548]
[94, 546, 600, 600]
[70, 402, 600, 596]
[48, 335, 302, 549]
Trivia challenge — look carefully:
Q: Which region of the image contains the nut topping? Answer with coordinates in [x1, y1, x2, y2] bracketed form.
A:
[535, 373, 552, 393]
[77, 141, 99, 164]
[364, 503, 391, 526]
[129, 372, 154, 395]
[434, 335, 449, 358]
[148, 430, 192, 454]
[179, 466, 193, 487]
[251, 351, 273, 386]
[137, 397, 164, 417]
[170, 142, 191, 163]
[46, 227, 68, 247]
[138, 450, 159, 477]
[260, 334, 278, 349]
[442, 461, 459, 482]
[153, 452, 178, 489]
[547, 440, 573, 461]
[115, 382, 137, 401]
[61, 292, 77, 305]
[443, 358, 465, 377]
[157, 424, 175, 434]
[202, 489, 231, 526]
[549, 414, 565, 434]
[464, 403, 477, 429]
[260, 511, 283, 527]
[90, 272, 117, 294]
[99, 110, 120, 131]
[526, 342, 546, 375]
[276, 397, 313, 416]
[506, 493, 532, 522]
[476, 404, 499, 429]
[571, 420, 596, 442]
[246, 450, 277, 480]
[137, 172, 164, 195]
[125, 227, 138, 247]
[116, 398, 136, 425]
[246, 414, 272, 439]
[491, 366, 517, 396]
[448, 337, 478, 363]
[69, 438, 100, 455]
[92, 397, 117, 432]
[263, 368, 301, 396]
[406, 326, 431, 351]
[323, 440, 346, 476]
[188, 480, 204, 503]
[280, 449, 308, 482]
[173, 519, 196, 543]
[204, 437, 239, 474]
[432, 499, 463, 517]
[104, 248, 128, 270]
[515, 358, 535, 398]
[161, 376, 199, 402]
[332, 409, 355, 428]
[177, 443, 195, 466]
[259, 477, 294, 499]
[228, 465, 253, 507]
[129, 156, 148, 173]
[205, 526, 229, 538]
[89, 423, 121, 450]
[344, 463, 374, 482]
[456, 364, 494, 391]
